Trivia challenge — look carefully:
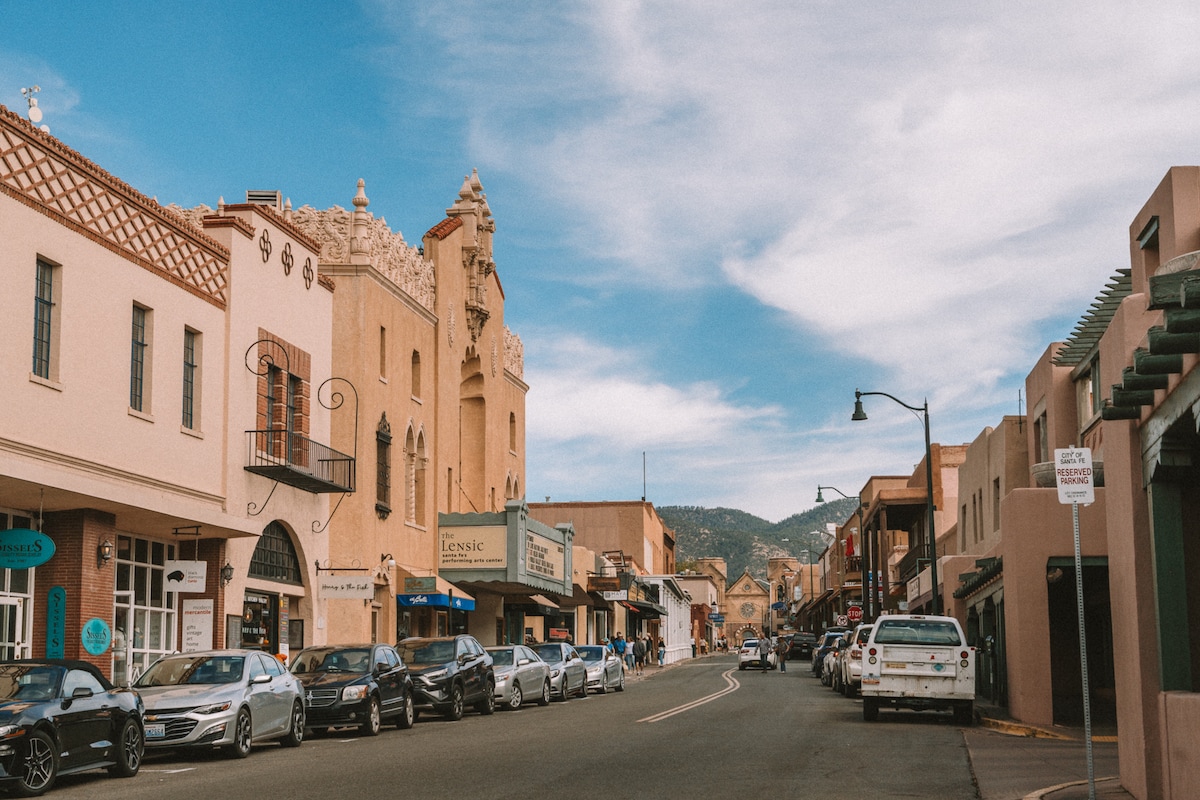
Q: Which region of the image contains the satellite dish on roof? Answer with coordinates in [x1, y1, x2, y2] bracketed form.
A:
[27, 100, 42, 124]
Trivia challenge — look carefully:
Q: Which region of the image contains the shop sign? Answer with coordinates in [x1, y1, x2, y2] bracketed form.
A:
[165, 560, 208, 593]
[525, 532, 564, 581]
[587, 576, 620, 593]
[46, 586, 65, 658]
[319, 575, 374, 599]
[0, 529, 55, 569]
[405, 576, 437, 593]
[439, 525, 507, 569]
[82, 617, 111, 656]
[182, 599, 214, 652]
[601, 590, 628, 601]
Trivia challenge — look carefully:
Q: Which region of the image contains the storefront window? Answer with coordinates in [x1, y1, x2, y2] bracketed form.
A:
[113, 535, 177, 685]
[0, 513, 35, 660]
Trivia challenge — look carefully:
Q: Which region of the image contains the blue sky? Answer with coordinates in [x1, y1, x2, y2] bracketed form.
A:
[5, 2, 1200, 521]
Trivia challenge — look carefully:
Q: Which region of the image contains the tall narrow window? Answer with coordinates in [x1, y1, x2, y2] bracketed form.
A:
[130, 305, 148, 411]
[411, 351, 421, 398]
[376, 413, 392, 519]
[992, 478, 1001, 531]
[509, 412, 517, 452]
[182, 329, 198, 429]
[32, 260, 55, 379]
[379, 326, 388, 379]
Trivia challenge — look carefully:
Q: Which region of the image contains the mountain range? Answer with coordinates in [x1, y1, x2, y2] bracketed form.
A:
[658, 498, 861, 582]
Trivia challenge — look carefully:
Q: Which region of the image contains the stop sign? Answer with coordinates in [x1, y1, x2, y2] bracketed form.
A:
[847, 605, 863, 623]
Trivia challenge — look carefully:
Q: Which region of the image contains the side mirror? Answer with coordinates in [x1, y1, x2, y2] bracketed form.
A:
[251, 673, 272, 685]
[71, 686, 94, 699]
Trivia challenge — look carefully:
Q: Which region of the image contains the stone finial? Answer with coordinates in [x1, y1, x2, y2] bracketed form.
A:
[283, 197, 292, 222]
[217, 196, 225, 215]
[351, 179, 370, 259]
[469, 168, 483, 193]
[353, 178, 369, 209]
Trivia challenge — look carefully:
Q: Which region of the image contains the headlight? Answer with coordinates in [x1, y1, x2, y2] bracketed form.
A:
[0, 725, 18, 738]
[342, 685, 368, 702]
[193, 701, 232, 715]
[421, 669, 448, 682]
[550, 668, 561, 677]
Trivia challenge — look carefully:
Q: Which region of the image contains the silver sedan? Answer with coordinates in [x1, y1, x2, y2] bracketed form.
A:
[532, 642, 587, 700]
[136, 649, 305, 758]
[485, 645, 552, 710]
[575, 645, 625, 693]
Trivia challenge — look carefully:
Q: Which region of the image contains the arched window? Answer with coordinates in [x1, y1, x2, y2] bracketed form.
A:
[411, 351, 421, 398]
[249, 522, 303, 585]
[376, 413, 392, 519]
[509, 412, 517, 452]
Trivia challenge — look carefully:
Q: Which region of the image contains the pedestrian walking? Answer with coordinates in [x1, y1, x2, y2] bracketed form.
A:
[613, 633, 627, 671]
[690, 636, 696, 657]
[657, 638, 665, 667]
[633, 635, 646, 676]
[775, 635, 791, 672]
[758, 634, 772, 671]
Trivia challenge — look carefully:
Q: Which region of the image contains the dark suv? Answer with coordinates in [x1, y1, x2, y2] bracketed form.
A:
[396, 635, 495, 721]
[290, 643, 414, 735]
[790, 632, 816, 662]
[811, 628, 850, 676]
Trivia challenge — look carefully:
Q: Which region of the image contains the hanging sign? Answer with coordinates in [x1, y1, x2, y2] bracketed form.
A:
[81, 617, 111, 656]
[0, 529, 55, 569]
[319, 575, 374, 599]
[165, 560, 208, 593]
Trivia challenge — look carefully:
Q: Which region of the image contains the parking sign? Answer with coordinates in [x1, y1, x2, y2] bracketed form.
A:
[1054, 447, 1095, 505]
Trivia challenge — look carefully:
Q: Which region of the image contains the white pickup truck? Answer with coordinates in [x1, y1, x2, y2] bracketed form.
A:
[859, 614, 975, 724]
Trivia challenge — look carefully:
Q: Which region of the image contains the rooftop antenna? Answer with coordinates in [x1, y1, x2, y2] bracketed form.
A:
[20, 86, 49, 134]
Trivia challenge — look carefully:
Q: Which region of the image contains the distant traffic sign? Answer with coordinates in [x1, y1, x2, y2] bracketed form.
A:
[847, 605, 863, 623]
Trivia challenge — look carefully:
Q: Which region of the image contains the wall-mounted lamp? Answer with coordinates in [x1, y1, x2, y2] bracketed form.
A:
[380, 553, 396, 568]
[97, 539, 115, 567]
[220, 562, 235, 587]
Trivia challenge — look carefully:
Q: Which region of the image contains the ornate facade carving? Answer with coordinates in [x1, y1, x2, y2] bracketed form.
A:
[504, 326, 524, 380]
[290, 204, 436, 313]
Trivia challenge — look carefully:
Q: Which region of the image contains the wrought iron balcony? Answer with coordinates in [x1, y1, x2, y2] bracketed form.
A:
[245, 430, 355, 493]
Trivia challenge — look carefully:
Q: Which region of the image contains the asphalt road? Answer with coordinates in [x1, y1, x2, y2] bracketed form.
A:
[45, 655, 991, 799]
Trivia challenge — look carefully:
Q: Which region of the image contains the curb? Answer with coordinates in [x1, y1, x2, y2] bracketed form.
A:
[978, 715, 1075, 740]
[1021, 775, 1122, 800]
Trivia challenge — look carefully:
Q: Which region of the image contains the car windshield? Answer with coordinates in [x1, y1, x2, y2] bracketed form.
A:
[137, 655, 245, 686]
[576, 646, 605, 661]
[291, 648, 371, 674]
[396, 640, 455, 665]
[0, 664, 63, 701]
[873, 620, 962, 646]
[742, 640, 758, 649]
[488, 649, 515, 667]
[534, 646, 562, 663]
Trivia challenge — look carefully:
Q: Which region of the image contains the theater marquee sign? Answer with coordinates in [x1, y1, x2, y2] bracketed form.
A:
[439, 525, 507, 569]
[525, 533, 564, 581]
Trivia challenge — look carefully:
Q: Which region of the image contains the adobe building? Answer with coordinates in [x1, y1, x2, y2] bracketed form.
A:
[723, 568, 770, 644]
[0, 106, 344, 678]
[285, 171, 528, 644]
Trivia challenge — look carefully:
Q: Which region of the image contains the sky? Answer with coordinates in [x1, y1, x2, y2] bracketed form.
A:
[4, 2, 1199, 522]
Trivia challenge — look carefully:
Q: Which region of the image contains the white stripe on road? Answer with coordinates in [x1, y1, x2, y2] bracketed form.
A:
[638, 667, 740, 723]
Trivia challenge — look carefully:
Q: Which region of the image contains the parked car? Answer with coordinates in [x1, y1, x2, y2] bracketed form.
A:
[485, 645, 551, 710]
[790, 632, 816, 662]
[860, 614, 975, 724]
[811, 628, 849, 676]
[290, 643, 414, 735]
[737, 638, 777, 670]
[837, 624, 874, 698]
[396, 635, 495, 721]
[576, 644, 625, 693]
[822, 633, 845, 686]
[532, 642, 587, 700]
[135, 649, 305, 758]
[0, 660, 144, 796]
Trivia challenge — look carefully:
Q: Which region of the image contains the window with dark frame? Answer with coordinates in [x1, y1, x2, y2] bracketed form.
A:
[32, 260, 54, 378]
[130, 305, 148, 411]
[376, 413, 392, 518]
[182, 329, 197, 429]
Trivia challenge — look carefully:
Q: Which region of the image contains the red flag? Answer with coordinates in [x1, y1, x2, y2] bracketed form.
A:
[845, 531, 854, 557]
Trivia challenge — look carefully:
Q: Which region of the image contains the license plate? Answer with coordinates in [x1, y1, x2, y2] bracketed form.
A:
[885, 662, 906, 669]
[145, 723, 165, 739]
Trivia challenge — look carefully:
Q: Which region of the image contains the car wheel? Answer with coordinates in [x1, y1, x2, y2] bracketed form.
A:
[614, 670, 624, 692]
[361, 696, 382, 736]
[863, 697, 879, 722]
[476, 682, 496, 715]
[107, 717, 143, 778]
[558, 680, 571, 702]
[954, 700, 974, 726]
[507, 681, 523, 710]
[281, 700, 305, 747]
[443, 684, 465, 721]
[396, 693, 415, 729]
[13, 730, 57, 797]
[537, 679, 551, 706]
[597, 674, 608, 694]
[227, 708, 253, 758]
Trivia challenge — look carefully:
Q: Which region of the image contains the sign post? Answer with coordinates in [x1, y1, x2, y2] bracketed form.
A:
[1054, 446, 1096, 800]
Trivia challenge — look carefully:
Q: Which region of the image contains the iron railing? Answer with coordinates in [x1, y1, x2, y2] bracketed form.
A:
[245, 429, 355, 493]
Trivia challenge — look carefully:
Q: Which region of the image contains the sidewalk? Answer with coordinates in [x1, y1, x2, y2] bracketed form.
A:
[972, 704, 1133, 800]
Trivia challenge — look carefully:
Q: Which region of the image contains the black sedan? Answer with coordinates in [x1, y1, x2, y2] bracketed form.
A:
[290, 644, 414, 735]
[0, 660, 144, 796]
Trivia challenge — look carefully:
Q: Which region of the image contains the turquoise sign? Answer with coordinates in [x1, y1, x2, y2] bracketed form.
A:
[81, 618, 111, 656]
[46, 587, 65, 658]
[0, 529, 55, 569]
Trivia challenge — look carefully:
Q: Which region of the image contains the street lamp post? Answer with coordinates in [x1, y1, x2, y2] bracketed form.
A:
[851, 389, 941, 616]
[816, 486, 872, 619]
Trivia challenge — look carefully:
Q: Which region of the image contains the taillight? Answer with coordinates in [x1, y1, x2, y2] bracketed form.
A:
[960, 651, 969, 660]
[868, 647, 877, 657]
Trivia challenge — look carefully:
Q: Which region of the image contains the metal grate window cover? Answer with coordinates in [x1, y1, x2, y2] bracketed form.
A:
[249, 522, 303, 585]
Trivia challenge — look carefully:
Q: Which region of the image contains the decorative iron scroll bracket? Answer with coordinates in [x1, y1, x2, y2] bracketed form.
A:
[244, 339, 291, 516]
[314, 558, 367, 573]
[311, 377, 359, 533]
